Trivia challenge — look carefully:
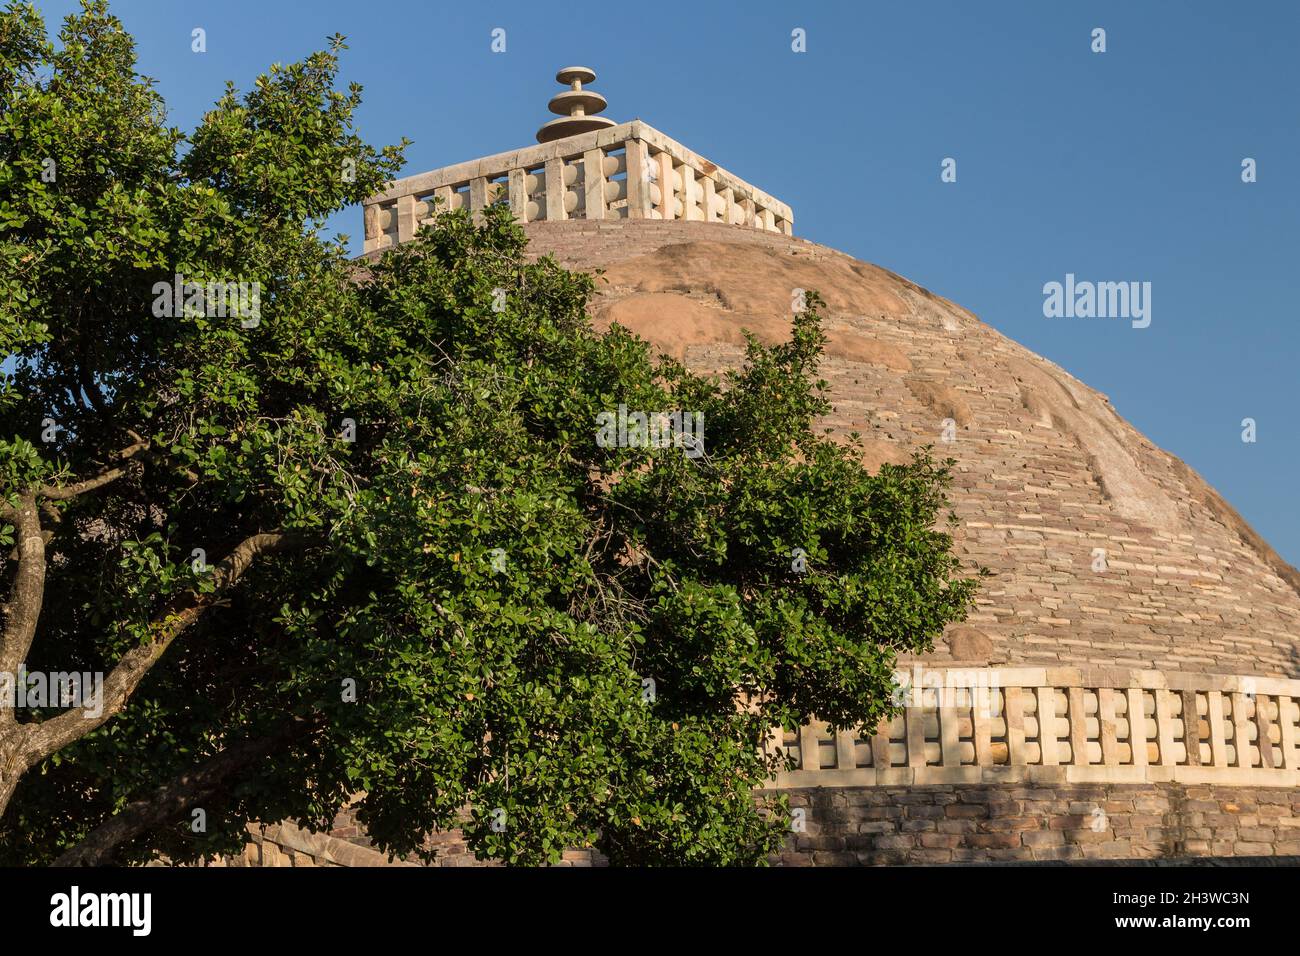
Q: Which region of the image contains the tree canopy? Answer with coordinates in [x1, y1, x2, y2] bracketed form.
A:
[0, 0, 979, 866]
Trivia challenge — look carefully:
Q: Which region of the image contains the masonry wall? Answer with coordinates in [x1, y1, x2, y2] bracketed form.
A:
[773, 783, 1300, 865]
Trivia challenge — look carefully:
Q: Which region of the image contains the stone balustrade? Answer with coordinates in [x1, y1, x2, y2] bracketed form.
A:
[362, 120, 794, 254]
[769, 666, 1300, 789]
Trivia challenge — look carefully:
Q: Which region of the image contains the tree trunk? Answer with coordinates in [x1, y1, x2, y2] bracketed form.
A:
[0, 727, 31, 821]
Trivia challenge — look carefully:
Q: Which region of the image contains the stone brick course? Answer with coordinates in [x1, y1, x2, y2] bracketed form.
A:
[773, 783, 1300, 864]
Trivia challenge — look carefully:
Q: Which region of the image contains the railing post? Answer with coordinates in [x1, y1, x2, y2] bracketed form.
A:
[582, 148, 606, 221]
[396, 194, 417, 243]
[939, 680, 961, 768]
[1127, 688, 1149, 768]
[719, 186, 736, 225]
[835, 729, 857, 771]
[1067, 687, 1088, 766]
[1181, 690, 1202, 766]
[1098, 687, 1119, 766]
[1280, 695, 1299, 769]
[799, 724, 822, 771]
[469, 177, 488, 225]
[1154, 689, 1176, 767]
[624, 139, 652, 219]
[906, 698, 926, 769]
[1255, 694, 1275, 769]
[1005, 686, 1025, 766]
[973, 687, 994, 767]
[363, 205, 379, 252]
[434, 185, 453, 219]
[655, 152, 674, 221]
[1231, 692, 1252, 767]
[1035, 686, 1058, 766]
[701, 176, 717, 223]
[870, 718, 891, 772]
[765, 724, 783, 760]
[1208, 690, 1228, 767]
[679, 164, 698, 221]
[544, 157, 567, 221]
[508, 168, 528, 223]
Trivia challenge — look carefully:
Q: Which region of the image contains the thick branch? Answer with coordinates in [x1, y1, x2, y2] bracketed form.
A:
[52, 715, 325, 867]
[2, 436, 149, 718]
[26, 531, 316, 758]
[0, 497, 45, 699]
[38, 434, 150, 500]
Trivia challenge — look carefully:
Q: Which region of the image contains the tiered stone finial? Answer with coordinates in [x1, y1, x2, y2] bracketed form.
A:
[535, 66, 617, 143]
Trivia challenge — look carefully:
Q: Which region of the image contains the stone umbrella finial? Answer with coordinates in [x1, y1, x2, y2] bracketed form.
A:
[535, 66, 617, 143]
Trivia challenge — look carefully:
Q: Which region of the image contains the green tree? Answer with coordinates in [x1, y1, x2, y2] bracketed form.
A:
[0, 1, 979, 866]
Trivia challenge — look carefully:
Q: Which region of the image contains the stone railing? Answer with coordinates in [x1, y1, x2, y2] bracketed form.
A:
[768, 666, 1300, 789]
[362, 120, 794, 253]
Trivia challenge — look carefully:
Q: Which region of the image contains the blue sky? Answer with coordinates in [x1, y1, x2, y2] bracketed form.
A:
[26, 0, 1300, 564]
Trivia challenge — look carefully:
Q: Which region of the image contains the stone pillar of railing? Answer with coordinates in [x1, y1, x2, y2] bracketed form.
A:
[1282, 694, 1298, 768]
[1098, 688, 1119, 765]
[798, 724, 820, 773]
[363, 205, 380, 245]
[1035, 686, 1058, 767]
[508, 169, 527, 222]
[701, 176, 716, 223]
[396, 194, 417, 243]
[740, 196, 755, 228]
[679, 164, 698, 221]
[1256, 696, 1275, 768]
[870, 718, 890, 771]
[654, 152, 673, 221]
[834, 727, 856, 771]
[1231, 692, 1251, 767]
[1207, 690, 1228, 767]
[906, 699, 925, 770]
[543, 158, 566, 221]
[624, 140, 652, 218]
[469, 177, 488, 225]
[583, 149, 606, 220]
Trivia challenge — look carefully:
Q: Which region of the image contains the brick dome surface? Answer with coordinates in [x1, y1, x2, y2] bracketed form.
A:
[520, 219, 1300, 681]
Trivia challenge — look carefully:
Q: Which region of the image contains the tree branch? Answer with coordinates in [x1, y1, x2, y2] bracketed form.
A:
[38, 433, 150, 500]
[0, 497, 45, 710]
[25, 531, 317, 758]
[52, 714, 325, 867]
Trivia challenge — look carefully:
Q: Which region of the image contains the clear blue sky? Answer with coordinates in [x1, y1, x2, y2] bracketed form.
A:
[27, 0, 1300, 564]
